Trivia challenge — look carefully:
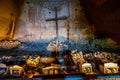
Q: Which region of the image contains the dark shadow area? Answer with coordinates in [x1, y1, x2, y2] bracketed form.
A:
[80, 0, 120, 44]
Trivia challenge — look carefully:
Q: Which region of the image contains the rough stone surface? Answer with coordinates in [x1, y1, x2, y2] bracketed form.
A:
[0, 0, 19, 40]
[14, 0, 93, 43]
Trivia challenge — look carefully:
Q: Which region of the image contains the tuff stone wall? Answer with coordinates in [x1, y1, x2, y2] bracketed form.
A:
[14, 0, 93, 43]
[0, 0, 19, 40]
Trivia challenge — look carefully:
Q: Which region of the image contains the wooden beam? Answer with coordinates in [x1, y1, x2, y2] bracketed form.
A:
[46, 17, 68, 21]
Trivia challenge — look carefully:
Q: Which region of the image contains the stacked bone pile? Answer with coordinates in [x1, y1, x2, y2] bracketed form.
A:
[47, 42, 57, 52]
[9, 65, 25, 77]
[46, 41, 68, 52]
[82, 63, 92, 73]
[0, 40, 21, 49]
[94, 52, 120, 63]
[0, 55, 29, 63]
[26, 56, 40, 67]
[105, 68, 118, 74]
[104, 63, 119, 74]
[42, 64, 61, 75]
[70, 50, 85, 64]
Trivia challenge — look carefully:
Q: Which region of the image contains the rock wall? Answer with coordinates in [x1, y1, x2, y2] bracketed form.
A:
[0, 0, 19, 40]
[14, 0, 93, 43]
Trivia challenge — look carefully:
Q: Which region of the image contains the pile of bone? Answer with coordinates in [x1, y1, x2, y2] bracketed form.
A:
[26, 56, 40, 67]
[82, 67, 92, 73]
[70, 50, 85, 64]
[0, 40, 21, 49]
[105, 68, 118, 74]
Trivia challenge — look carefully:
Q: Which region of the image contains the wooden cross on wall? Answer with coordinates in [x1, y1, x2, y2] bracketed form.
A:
[46, 7, 68, 53]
